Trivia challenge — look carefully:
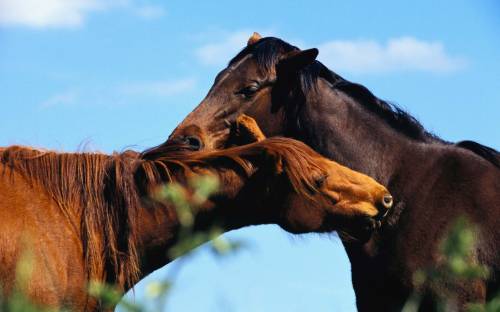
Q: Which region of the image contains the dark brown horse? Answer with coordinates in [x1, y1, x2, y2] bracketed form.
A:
[0, 131, 392, 311]
[169, 33, 500, 311]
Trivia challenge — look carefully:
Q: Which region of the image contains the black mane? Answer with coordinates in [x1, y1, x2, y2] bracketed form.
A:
[233, 38, 438, 143]
[233, 36, 498, 167]
[301, 62, 499, 166]
[299, 61, 440, 142]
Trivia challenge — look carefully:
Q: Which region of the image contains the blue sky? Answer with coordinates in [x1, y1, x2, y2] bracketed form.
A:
[0, 1, 499, 311]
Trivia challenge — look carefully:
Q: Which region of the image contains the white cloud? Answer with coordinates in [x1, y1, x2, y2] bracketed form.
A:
[133, 4, 165, 20]
[0, 0, 109, 28]
[40, 78, 196, 108]
[195, 32, 464, 74]
[40, 89, 78, 108]
[317, 37, 466, 74]
[195, 30, 257, 66]
[0, 0, 165, 28]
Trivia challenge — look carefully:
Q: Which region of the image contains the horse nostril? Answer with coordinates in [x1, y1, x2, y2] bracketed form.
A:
[382, 194, 393, 209]
[373, 194, 392, 221]
[185, 136, 203, 150]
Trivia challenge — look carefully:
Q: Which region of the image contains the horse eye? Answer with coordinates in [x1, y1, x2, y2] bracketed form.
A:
[237, 84, 260, 99]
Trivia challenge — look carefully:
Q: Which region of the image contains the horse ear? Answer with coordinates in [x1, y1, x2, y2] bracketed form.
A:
[277, 48, 319, 74]
[247, 32, 262, 46]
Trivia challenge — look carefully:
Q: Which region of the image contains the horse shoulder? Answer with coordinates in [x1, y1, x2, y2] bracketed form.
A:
[0, 164, 86, 308]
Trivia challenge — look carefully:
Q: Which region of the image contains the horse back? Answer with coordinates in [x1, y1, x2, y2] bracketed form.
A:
[410, 146, 500, 306]
[422, 146, 500, 266]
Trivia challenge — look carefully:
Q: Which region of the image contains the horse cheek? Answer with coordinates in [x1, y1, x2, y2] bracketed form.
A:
[279, 194, 324, 234]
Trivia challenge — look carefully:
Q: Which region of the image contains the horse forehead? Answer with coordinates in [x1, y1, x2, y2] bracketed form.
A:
[212, 54, 254, 88]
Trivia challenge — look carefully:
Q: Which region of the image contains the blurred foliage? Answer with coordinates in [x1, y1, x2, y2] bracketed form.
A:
[0, 175, 245, 311]
[95, 175, 245, 311]
[402, 216, 497, 312]
[154, 175, 244, 259]
[0, 244, 62, 312]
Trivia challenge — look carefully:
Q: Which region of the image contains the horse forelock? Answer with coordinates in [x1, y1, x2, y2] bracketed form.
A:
[141, 136, 327, 201]
[175, 137, 325, 198]
[226, 36, 440, 144]
[252, 138, 325, 198]
[229, 37, 299, 73]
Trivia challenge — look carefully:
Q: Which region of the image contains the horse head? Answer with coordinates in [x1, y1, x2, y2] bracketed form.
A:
[168, 33, 319, 151]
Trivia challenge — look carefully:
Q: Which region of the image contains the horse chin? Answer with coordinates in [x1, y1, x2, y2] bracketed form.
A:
[337, 216, 379, 244]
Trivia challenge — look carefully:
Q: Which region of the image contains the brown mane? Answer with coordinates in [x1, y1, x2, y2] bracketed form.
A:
[141, 138, 326, 197]
[0, 138, 326, 289]
[0, 146, 143, 289]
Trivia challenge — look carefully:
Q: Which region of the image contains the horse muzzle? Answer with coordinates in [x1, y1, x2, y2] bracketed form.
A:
[169, 125, 207, 151]
[375, 193, 393, 220]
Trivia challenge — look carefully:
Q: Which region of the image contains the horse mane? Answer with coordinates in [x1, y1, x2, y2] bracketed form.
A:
[236, 37, 498, 166]
[232, 37, 438, 143]
[0, 138, 325, 289]
[0, 146, 144, 289]
[299, 62, 500, 166]
[300, 61, 443, 143]
[141, 137, 326, 198]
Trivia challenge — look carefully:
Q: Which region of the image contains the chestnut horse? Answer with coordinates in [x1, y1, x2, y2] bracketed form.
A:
[169, 34, 500, 311]
[0, 133, 391, 311]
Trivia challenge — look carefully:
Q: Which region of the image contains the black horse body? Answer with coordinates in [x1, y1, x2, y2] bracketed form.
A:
[277, 71, 500, 311]
[170, 37, 500, 311]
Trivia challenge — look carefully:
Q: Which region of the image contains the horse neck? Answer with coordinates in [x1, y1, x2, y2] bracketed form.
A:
[131, 197, 178, 281]
[293, 81, 437, 192]
[130, 158, 275, 284]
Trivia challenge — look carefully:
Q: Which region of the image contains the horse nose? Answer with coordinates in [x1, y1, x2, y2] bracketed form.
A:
[169, 125, 205, 151]
[375, 193, 393, 219]
[169, 135, 204, 151]
[382, 194, 393, 209]
[185, 135, 203, 150]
